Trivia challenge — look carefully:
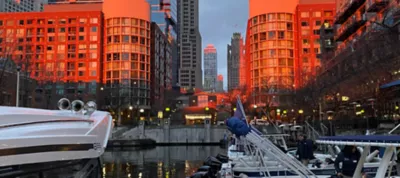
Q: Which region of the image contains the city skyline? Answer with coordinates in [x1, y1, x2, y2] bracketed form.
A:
[199, 0, 248, 90]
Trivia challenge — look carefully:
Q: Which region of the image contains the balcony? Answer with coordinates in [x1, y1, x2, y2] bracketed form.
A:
[366, 0, 389, 12]
[335, 14, 367, 42]
[334, 0, 366, 24]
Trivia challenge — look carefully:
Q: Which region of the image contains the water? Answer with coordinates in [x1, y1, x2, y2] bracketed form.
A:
[3, 146, 225, 178]
[102, 146, 226, 178]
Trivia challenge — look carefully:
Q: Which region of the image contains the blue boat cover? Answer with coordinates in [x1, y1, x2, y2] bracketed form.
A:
[380, 80, 400, 89]
[318, 135, 400, 143]
[226, 117, 250, 136]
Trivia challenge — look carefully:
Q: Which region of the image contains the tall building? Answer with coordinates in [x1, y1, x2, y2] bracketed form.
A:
[245, 0, 298, 107]
[203, 44, 217, 91]
[147, 0, 179, 88]
[316, 0, 398, 117]
[0, 0, 44, 12]
[178, 0, 202, 90]
[0, 0, 157, 120]
[296, 0, 335, 87]
[151, 22, 172, 110]
[244, 0, 337, 108]
[217, 74, 224, 92]
[227, 33, 242, 91]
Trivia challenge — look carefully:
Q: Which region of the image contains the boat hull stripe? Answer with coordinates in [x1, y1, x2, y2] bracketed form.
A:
[0, 144, 94, 156]
[0, 119, 93, 129]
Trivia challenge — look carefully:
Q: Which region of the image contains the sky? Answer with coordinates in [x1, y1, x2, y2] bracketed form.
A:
[199, 0, 249, 90]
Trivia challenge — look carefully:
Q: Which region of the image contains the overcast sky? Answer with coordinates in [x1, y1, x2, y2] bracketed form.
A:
[199, 0, 249, 90]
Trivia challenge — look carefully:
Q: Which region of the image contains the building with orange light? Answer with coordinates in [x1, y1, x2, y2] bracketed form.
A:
[217, 74, 224, 92]
[245, 0, 298, 108]
[244, 0, 337, 109]
[296, 0, 335, 87]
[315, 0, 400, 118]
[0, 0, 171, 122]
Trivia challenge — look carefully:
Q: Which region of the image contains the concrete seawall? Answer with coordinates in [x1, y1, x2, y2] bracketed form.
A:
[114, 118, 228, 145]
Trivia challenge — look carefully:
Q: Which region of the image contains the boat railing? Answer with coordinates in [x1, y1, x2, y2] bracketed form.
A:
[320, 123, 328, 136]
[245, 130, 317, 178]
[260, 108, 281, 133]
[388, 123, 400, 134]
[305, 121, 321, 140]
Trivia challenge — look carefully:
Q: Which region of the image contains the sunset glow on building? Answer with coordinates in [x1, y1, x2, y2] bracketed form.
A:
[246, 0, 298, 107]
[0, 0, 158, 114]
[245, 0, 337, 107]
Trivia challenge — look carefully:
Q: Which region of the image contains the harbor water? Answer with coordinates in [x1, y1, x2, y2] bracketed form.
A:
[8, 146, 226, 178]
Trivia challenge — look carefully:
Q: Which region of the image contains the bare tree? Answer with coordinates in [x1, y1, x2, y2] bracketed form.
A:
[0, 29, 20, 104]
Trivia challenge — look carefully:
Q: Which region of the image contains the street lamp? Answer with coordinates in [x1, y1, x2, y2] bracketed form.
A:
[139, 108, 144, 113]
[100, 87, 104, 91]
[129, 106, 133, 110]
[16, 66, 21, 107]
[253, 105, 257, 109]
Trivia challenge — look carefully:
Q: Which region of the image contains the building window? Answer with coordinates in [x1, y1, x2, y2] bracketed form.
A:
[278, 31, 285, 39]
[301, 12, 309, 18]
[301, 21, 309, 27]
[303, 48, 309, 54]
[325, 39, 332, 46]
[91, 27, 97, 32]
[268, 31, 275, 39]
[315, 20, 321, 26]
[90, 36, 97, 41]
[90, 18, 98, 24]
[286, 22, 293, 30]
[90, 71, 96, 77]
[313, 30, 320, 35]
[324, 11, 333, 17]
[314, 39, 320, 45]
[302, 39, 309, 44]
[313, 11, 321, 17]
[302, 57, 308, 63]
[301, 30, 309, 36]
[314, 48, 320, 54]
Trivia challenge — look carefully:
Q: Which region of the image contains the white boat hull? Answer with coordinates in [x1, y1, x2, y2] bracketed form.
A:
[0, 106, 113, 167]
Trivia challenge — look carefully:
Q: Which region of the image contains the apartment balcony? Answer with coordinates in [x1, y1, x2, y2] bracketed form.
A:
[366, 0, 389, 12]
[335, 14, 367, 42]
[334, 0, 366, 24]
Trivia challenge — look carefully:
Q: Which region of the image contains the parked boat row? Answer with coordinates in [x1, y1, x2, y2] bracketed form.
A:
[214, 97, 400, 178]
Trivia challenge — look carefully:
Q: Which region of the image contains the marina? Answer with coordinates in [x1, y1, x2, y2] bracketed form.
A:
[190, 98, 400, 178]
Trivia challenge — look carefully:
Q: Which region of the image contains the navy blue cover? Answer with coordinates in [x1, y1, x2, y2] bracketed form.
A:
[318, 135, 400, 143]
[380, 80, 400, 89]
[226, 117, 250, 136]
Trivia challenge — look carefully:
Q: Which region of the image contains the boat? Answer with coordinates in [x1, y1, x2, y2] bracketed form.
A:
[218, 96, 399, 178]
[0, 98, 113, 168]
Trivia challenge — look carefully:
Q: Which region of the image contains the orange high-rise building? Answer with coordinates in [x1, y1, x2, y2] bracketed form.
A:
[245, 0, 336, 108]
[0, 0, 155, 116]
[296, 0, 335, 87]
[246, 0, 298, 107]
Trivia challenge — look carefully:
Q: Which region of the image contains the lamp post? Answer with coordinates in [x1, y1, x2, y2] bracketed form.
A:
[16, 66, 21, 107]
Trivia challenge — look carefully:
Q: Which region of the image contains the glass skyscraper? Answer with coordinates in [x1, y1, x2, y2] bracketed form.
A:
[147, 0, 179, 87]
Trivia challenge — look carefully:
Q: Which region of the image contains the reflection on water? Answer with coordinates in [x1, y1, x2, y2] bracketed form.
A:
[3, 146, 225, 178]
[102, 146, 226, 178]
